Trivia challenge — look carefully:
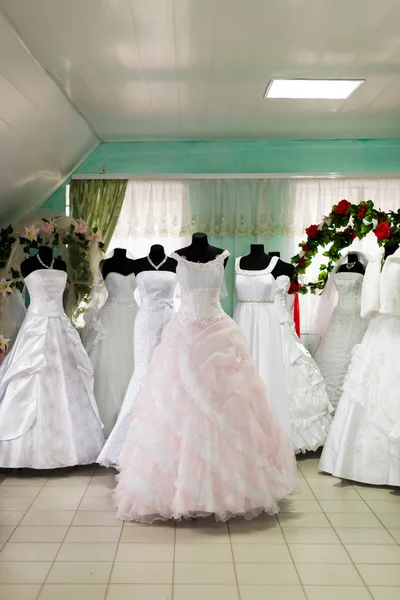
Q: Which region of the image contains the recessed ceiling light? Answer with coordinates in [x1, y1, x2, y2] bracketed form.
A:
[265, 79, 364, 100]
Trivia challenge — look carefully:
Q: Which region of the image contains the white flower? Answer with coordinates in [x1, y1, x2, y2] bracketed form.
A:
[89, 230, 103, 244]
[75, 219, 88, 234]
[299, 251, 305, 258]
[41, 218, 56, 234]
[318, 223, 324, 231]
[324, 217, 332, 226]
[363, 218, 371, 226]
[372, 218, 378, 229]
[0, 334, 10, 352]
[23, 224, 40, 241]
[0, 278, 12, 297]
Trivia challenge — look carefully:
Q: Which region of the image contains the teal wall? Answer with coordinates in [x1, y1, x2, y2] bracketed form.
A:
[42, 138, 400, 211]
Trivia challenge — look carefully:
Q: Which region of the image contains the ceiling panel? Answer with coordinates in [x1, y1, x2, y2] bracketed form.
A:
[1, 0, 400, 142]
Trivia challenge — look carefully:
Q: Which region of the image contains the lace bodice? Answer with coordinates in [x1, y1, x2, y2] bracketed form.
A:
[334, 272, 364, 314]
[104, 272, 137, 306]
[235, 256, 279, 302]
[171, 251, 229, 324]
[25, 269, 67, 317]
[136, 271, 177, 310]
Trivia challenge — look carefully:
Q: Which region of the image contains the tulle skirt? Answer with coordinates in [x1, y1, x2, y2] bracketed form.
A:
[319, 314, 400, 486]
[113, 313, 297, 523]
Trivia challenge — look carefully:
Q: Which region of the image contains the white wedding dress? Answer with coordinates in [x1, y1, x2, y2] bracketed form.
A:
[0, 269, 104, 469]
[97, 270, 177, 467]
[314, 272, 368, 409]
[85, 273, 138, 437]
[320, 247, 400, 486]
[274, 276, 333, 454]
[233, 257, 290, 432]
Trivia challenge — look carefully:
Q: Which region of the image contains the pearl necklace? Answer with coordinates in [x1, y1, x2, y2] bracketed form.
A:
[147, 255, 167, 270]
[37, 253, 55, 269]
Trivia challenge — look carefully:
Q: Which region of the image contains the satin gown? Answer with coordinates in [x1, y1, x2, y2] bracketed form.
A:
[85, 272, 138, 437]
[113, 251, 296, 524]
[0, 269, 104, 469]
[274, 276, 333, 454]
[233, 256, 290, 433]
[97, 270, 177, 467]
[314, 272, 368, 410]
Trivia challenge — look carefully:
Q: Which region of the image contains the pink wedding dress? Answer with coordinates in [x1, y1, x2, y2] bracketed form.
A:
[113, 250, 296, 523]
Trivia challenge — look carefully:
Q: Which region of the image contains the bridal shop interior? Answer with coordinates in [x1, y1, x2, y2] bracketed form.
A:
[1, 1, 400, 599]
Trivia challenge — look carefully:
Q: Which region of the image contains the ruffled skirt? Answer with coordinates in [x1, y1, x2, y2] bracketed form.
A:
[113, 314, 297, 523]
[319, 314, 400, 486]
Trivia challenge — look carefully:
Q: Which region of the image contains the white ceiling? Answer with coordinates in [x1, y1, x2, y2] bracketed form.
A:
[2, 0, 400, 143]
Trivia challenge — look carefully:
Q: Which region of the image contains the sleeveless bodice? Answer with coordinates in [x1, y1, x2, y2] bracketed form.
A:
[104, 272, 137, 306]
[334, 272, 364, 314]
[25, 269, 67, 317]
[172, 251, 228, 323]
[136, 271, 176, 310]
[235, 256, 278, 302]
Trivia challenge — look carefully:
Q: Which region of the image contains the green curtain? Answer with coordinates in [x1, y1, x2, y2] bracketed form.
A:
[70, 179, 128, 250]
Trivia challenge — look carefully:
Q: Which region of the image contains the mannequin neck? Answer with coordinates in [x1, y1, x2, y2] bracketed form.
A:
[112, 248, 127, 259]
[249, 244, 267, 257]
[384, 241, 399, 260]
[191, 232, 209, 251]
[37, 245, 54, 262]
[148, 244, 166, 264]
[176, 232, 225, 264]
[269, 251, 281, 258]
[347, 253, 360, 264]
[240, 244, 271, 271]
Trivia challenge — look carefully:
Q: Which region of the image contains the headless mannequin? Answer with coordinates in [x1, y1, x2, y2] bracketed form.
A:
[100, 248, 136, 279]
[239, 244, 294, 278]
[384, 241, 399, 260]
[337, 252, 365, 275]
[21, 245, 66, 278]
[176, 233, 228, 267]
[132, 244, 177, 275]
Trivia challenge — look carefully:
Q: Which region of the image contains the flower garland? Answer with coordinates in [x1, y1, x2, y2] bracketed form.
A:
[290, 199, 400, 294]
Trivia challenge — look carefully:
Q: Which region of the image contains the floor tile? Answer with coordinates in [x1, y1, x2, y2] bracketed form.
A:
[120, 525, 175, 543]
[78, 498, 114, 511]
[173, 562, 236, 584]
[106, 584, 172, 600]
[116, 543, 174, 562]
[20, 510, 75, 526]
[319, 500, 371, 514]
[369, 588, 400, 600]
[283, 527, 340, 544]
[2, 476, 47, 487]
[38, 584, 107, 600]
[353, 486, 399, 501]
[0, 526, 15, 543]
[235, 563, 300, 585]
[278, 513, 331, 528]
[335, 528, 397, 545]
[84, 487, 114, 498]
[0, 512, 25, 526]
[174, 584, 239, 600]
[0, 498, 34, 511]
[29, 497, 81, 511]
[305, 476, 350, 489]
[72, 511, 119, 527]
[0, 561, 52, 583]
[0, 542, 60, 561]
[174, 543, 231, 562]
[229, 524, 286, 544]
[296, 563, 364, 586]
[303, 586, 371, 600]
[388, 529, 400, 543]
[375, 514, 400, 528]
[287, 488, 315, 500]
[65, 526, 121, 543]
[0, 487, 42, 498]
[175, 526, 230, 544]
[240, 586, 306, 600]
[110, 562, 173, 584]
[280, 500, 323, 513]
[9, 526, 68, 543]
[56, 542, 117, 562]
[45, 476, 92, 487]
[37, 486, 86, 499]
[47, 561, 113, 584]
[232, 543, 292, 563]
[0, 584, 42, 599]
[357, 564, 400, 586]
[345, 544, 400, 564]
[366, 501, 400, 514]
[289, 544, 351, 564]
[326, 513, 383, 528]
[313, 488, 361, 500]
[89, 476, 116, 487]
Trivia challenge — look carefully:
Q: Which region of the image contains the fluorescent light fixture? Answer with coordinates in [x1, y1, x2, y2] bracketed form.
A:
[265, 79, 364, 100]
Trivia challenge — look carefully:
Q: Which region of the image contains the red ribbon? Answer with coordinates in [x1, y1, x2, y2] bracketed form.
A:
[293, 293, 300, 337]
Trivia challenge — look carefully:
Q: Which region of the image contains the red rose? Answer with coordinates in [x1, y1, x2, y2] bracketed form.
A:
[336, 199, 351, 215]
[375, 221, 391, 241]
[288, 280, 301, 294]
[301, 244, 311, 252]
[305, 224, 319, 240]
[357, 204, 367, 218]
[299, 257, 306, 267]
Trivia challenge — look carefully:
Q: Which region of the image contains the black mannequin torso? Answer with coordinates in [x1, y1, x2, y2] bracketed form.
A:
[337, 252, 365, 275]
[21, 246, 66, 278]
[100, 248, 136, 279]
[176, 233, 228, 267]
[132, 244, 177, 275]
[384, 241, 399, 260]
[239, 245, 294, 278]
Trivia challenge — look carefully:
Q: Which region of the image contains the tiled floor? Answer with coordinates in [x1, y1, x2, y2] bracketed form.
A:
[0, 454, 399, 600]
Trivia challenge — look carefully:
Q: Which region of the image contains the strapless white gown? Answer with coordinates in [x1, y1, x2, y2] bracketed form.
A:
[85, 273, 138, 437]
[314, 272, 368, 409]
[0, 269, 104, 469]
[233, 257, 290, 433]
[274, 276, 333, 454]
[97, 270, 177, 467]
